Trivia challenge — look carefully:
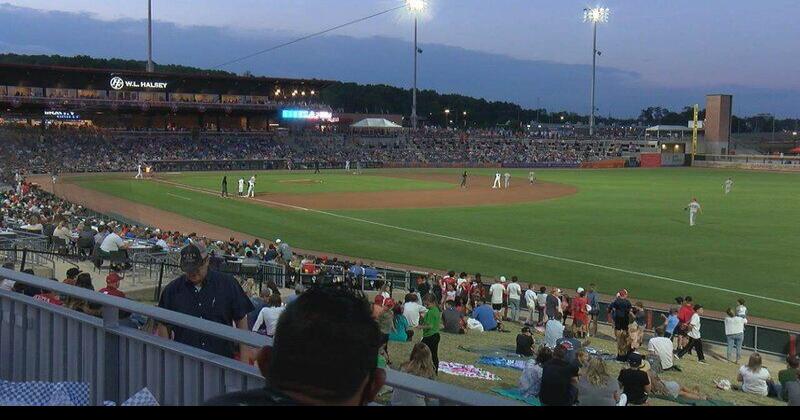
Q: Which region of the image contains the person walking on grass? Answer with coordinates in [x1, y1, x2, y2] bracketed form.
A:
[676, 304, 707, 364]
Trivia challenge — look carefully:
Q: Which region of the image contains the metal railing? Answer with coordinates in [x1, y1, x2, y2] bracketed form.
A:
[0, 268, 518, 406]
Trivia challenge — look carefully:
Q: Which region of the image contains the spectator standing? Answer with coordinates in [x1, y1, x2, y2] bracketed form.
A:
[545, 288, 560, 323]
[519, 346, 553, 398]
[676, 304, 707, 364]
[724, 307, 748, 364]
[157, 242, 254, 359]
[536, 286, 548, 326]
[676, 296, 695, 353]
[523, 283, 537, 326]
[506, 276, 522, 322]
[571, 288, 588, 338]
[418, 293, 442, 375]
[608, 289, 632, 334]
[660, 307, 680, 339]
[586, 283, 600, 336]
[489, 278, 505, 313]
[577, 358, 620, 406]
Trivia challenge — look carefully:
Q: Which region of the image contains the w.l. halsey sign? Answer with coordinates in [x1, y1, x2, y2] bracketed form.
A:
[109, 76, 168, 91]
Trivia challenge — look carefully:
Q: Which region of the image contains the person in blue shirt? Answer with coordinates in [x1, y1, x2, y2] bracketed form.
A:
[472, 299, 499, 331]
[661, 307, 680, 339]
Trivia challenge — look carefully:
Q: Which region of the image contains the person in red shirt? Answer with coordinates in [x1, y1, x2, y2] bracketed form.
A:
[571, 288, 589, 338]
[33, 279, 64, 306]
[676, 296, 695, 353]
[100, 268, 126, 298]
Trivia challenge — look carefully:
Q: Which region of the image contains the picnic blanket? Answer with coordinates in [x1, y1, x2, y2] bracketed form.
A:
[584, 347, 617, 361]
[652, 394, 735, 406]
[490, 388, 542, 406]
[0, 380, 160, 406]
[479, 356, 527, 371]
[458, 345, 521, 358]
[438, 362, 501, 381]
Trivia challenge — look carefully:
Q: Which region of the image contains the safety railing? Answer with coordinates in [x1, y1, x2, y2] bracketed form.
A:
[0, 268, 518, 406]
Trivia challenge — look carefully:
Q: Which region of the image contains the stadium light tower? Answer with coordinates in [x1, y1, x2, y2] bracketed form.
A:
[584, 6, 609, 137]
[147, 0, 154, 73]
[407, 0, 426, 130]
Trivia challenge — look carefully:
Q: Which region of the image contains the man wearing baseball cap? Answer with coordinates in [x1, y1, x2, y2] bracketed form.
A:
[157, 241, 254, 359]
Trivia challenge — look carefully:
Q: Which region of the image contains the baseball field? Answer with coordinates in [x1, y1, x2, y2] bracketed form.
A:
[54, 167, 800, 324]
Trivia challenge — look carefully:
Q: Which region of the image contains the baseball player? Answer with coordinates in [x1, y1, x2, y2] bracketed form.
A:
[314, 161, 320, 174]
[460, 171, 468, 188]
[504, 172, 511, 189]
[724, 178, 734, 195]
[529, 171, 536, 185]
[247, 175, 256, 198]
[492, 172, 502, 189]
[238, 177, 245, 197]
[51, 169, 58, 185]
[685, 198, 702, 227]
[221, 176, 228, 197]
[135, 164, 143, 179]
[345, 160, 350, 171]
[356, 161, 362, 175]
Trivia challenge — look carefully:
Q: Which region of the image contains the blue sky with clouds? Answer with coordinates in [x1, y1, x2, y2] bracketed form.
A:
[6, 0, 799, 90]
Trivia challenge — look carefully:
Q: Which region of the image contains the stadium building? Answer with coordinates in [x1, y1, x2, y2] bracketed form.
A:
[0, 63, 334, 131]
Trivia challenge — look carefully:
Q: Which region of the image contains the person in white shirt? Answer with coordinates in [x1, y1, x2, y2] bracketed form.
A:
[247, 176, 256, 198]
[535, 286, 548, 325]
[100, 225, 129, 253]
[724, 308, 748, 364]
[135, 164, 143, 179]
[402, 294, 428, 341]
[492, 172, 502, 189]
[524, 284, 538, 326]
[529, 171, 536, 185]
[237, 177, 245, 197]
[155, 235, 169, 251]
[252, 294, 285, 337]
[544, 313, 565, 348]
[737, 353, 777, 397]
[676, 304, 706, 364]
[685, 198, 702, 227]
[52, 221, 72, 243]
[648, 327, 676, 371]
[489, 278, 506, 313]
[506, 276, 522, 322]
[503, 172, 511, 189]
[724, 178, 734, 195]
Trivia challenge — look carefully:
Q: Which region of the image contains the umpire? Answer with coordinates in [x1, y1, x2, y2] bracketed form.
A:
[221, 175, 228, 197]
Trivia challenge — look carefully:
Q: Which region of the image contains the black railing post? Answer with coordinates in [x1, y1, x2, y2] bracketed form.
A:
[20, 247, 28, 271]
[154, 261, 165, 302]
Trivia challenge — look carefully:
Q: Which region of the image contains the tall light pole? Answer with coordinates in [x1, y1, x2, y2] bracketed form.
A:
[147, 0, 154, 72]
[407, 0, 426, 130]
[584, 7, 609, 137]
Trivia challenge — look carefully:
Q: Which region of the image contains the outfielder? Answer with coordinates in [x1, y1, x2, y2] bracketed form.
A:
[135, 164, 143, 179]
[238, 177, 245, 197]
[247, 175, 256, 198]
[345, 160, 350, 171]
[504, 172, 511, 189]
[685, 198, 702, 227]
[724, 178, 734, 195]
[460, 171, 468, 188]
[529, 171, 536, 185]
[492, 172, 502, 189]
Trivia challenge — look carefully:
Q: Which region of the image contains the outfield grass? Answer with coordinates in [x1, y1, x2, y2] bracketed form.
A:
[73, 168, 800, 323]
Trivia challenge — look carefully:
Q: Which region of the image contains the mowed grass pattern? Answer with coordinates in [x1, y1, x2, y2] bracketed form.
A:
[75, 168, 800, 323]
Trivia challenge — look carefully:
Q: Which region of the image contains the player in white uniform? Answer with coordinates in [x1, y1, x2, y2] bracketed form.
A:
[247, 176, 256, 198]
[238, 177, 245, 197]
[686, 198, 702, 227]
[492, 172, 502, 189]
[504, 172, 511, 189]
[724, 178, 734, 195]
[529, 171, 536, 185]
[135, 164, 143, 179]
[345, 160, 350, 171]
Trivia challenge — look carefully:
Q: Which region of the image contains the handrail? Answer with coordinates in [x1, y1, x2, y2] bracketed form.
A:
[0, 267, 520, 405]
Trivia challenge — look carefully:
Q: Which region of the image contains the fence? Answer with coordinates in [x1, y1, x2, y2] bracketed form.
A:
[0, 268, 518, 406]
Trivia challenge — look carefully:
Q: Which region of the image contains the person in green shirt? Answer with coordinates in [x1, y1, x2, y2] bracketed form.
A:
[778, 355, 799, 401]
[417, 293, 442, 375]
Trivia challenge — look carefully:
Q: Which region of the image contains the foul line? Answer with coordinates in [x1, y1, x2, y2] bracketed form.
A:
[150, 177, 799, 308]
[166, 192, 192, 201]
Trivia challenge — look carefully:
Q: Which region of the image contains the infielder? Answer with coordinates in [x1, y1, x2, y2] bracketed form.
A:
[504, 172, 511, 189]
[529, 171, 536, 185]
[51, 170, 57, 185]
[345, 160, 350, 171]
[460, 171, 468, 188]
[685, 198, 702, 227]
[238, 177, 245, 197]
[135, 164, 143, 179]
[724, 178, 734, 195]
[247, 175, 256, 198]
[492, 172, 502, 189]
